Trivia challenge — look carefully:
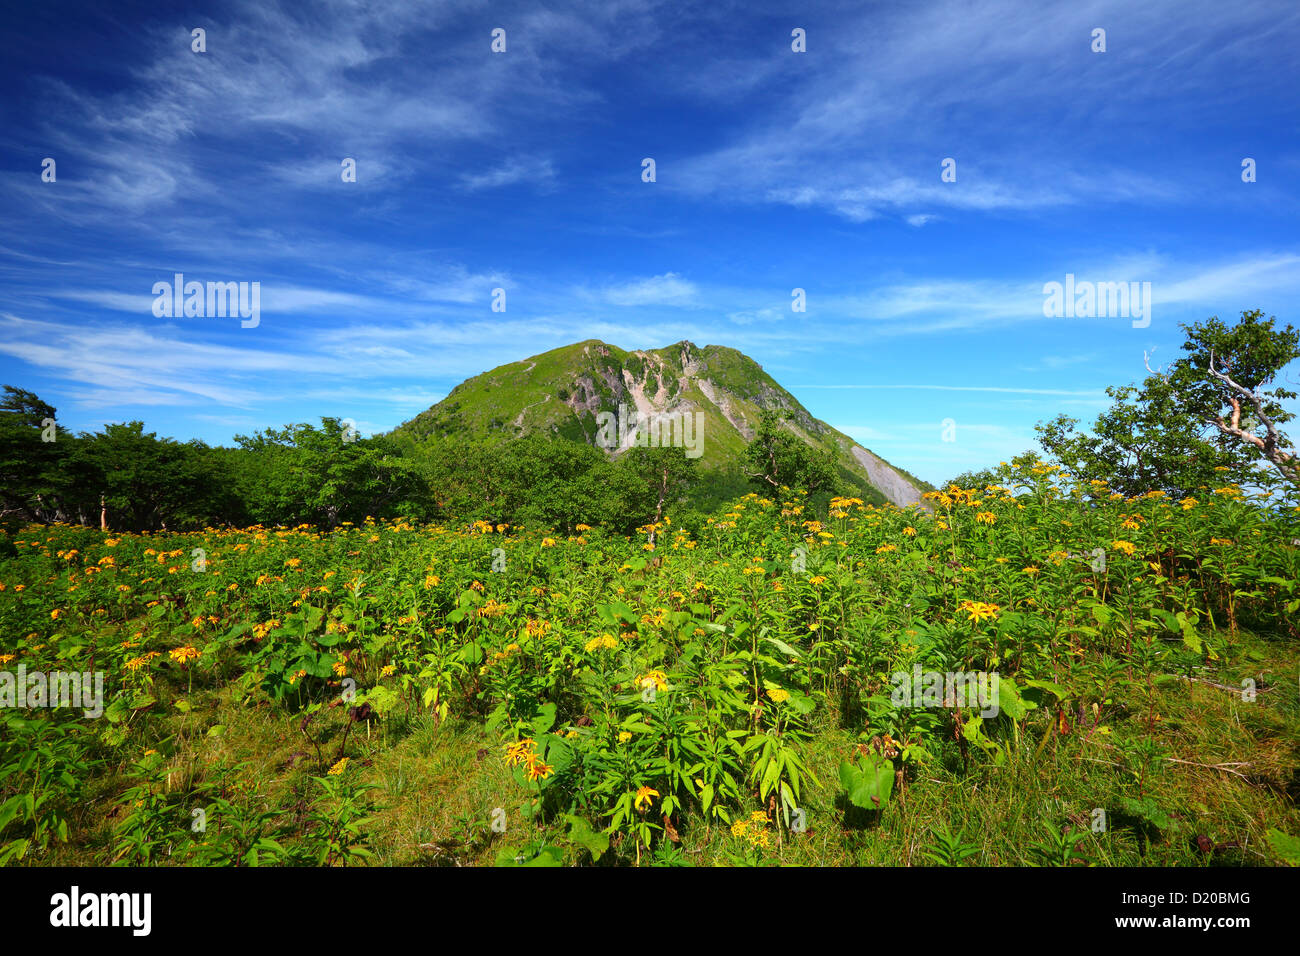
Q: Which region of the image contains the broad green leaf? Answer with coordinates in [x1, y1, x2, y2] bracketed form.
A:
[839, 754, 894, 810]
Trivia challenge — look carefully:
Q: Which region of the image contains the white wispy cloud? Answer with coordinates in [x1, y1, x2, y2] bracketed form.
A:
[669, 0, 1296, 222]
[459, 158, 556, 191]
[594, 273, 700, 307]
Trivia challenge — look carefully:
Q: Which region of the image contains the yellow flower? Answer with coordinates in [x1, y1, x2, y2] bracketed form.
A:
[1111, 540, 1137, 556]
[585, 634, 618, 653]
[1022, 566, 1040, 576]
[526, 759, 554, 782]
[328, 757, 349, 775]
[618, 731, 633, 743]
[902, 526, 917, 536]
[124, 651, 161, 672]
[958, 600, 1000, 623]
[634, 786, 659, 812]
[975, 511, 996, 525]
[169, 646, 201, 665]
[504, 738, 536, 767]
[479, 598, 507, 618]
[766, 687, 791, 704]
[541, 538, 556, 547]
[50, 609, 61, 620]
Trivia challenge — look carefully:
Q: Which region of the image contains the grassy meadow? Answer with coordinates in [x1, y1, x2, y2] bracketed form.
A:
[2, 461, 1299, 867]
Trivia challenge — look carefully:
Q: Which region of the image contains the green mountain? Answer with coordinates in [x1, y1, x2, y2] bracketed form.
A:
[393, 339, 932, 508]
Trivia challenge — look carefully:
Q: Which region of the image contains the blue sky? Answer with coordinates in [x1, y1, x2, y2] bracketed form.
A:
[2, 0, 1298, 486]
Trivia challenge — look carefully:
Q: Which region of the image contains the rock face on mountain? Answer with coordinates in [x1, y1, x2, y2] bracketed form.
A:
[394, 339, 931, 508]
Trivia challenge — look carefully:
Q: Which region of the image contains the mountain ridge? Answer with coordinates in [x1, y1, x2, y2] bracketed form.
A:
[394, 339, 932, 508]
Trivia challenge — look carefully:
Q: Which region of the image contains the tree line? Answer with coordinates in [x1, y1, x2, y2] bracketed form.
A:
[3, 310, 1294, 537]
[0, 400, 711, 537]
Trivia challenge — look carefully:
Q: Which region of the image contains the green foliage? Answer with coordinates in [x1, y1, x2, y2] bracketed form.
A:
[0, 712, 96, 863]
[839, 750, 894, 811]
[1036, 310, 1299, 495]
[744, 408, 841, 495]
[1, 462, 1298, 866]
[920, 822, 981, 866]
[0, 387, 63, 532]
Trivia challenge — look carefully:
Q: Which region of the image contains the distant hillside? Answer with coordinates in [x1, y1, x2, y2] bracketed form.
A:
[393, 339, 932, 508]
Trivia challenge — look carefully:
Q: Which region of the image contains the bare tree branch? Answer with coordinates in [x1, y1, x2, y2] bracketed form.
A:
[1204, 350, 1299, 483]
[1143, 350, 1168, 379]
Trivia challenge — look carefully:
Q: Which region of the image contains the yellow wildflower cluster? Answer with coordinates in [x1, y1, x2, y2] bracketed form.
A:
[125, 651, 162, 672]
[638, 669, 669, 692]
[252, 619, 281, 640]
[479, 598, 507, 618]
[503, 738, 553, 781]
[730, 810, 772, 849]
[585, 634, 618, 653]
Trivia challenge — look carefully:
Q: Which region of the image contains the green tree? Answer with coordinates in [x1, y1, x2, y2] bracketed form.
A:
[1035, 311, 1297, 496]
[0, 387, 65, 528]
[1035, 377, 1247, 498]
[944, 450, 1047, 491]
[611, 446, 697, 538]
[234, 419, 415, 528]
[1172, 309, 1299, 485]
[69, 422, 232, 532]
[743, 409, 839, 495]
